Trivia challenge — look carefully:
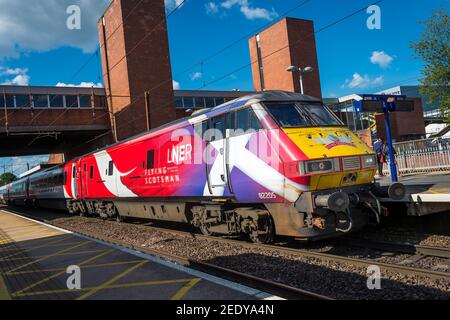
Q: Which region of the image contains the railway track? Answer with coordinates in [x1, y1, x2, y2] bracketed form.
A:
[0, 207, 330, 300]
[338, 237, 450, 259]
[7, 206, 450, 282]
[2, 206, 450, 300]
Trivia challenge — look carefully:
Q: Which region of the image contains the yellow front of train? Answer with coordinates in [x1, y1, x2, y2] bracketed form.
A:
[259, 94, 404, 240]
[283, 126, 378, 190]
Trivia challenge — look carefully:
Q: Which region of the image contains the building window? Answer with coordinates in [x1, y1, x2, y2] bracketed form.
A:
[183, 97, 193, 109]
[0, 95, 3, 109]
[15, 95, 31, 108]
[5, 95, 14, 108]
[79, 95, 91, 108]
[33, 95, 49, 108]
[194, 97, 205, 109]
[49, 95, 64, 108]
[215, 97, 225, 106]
[205, 97, 215, 108]
[94, 95, 107, 109]
[65, 95, 79, 108]
[175, 97, 184, 108]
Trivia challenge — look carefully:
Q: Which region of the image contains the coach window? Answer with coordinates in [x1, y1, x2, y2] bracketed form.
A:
[108, 161, 114, 176]
[236, 108, 250, 132]
[72, 166, 76, 178]
[89, 166, 94, 179]
[147, 150, 155, 169]
[249, 109, 262, 131]
[210, 114, 225, 141]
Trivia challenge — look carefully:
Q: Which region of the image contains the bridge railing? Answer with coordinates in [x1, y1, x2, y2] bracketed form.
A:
[382, 137, 450, 175]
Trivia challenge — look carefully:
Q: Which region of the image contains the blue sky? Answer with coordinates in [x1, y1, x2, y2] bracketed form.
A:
[0, 0, 448, 174]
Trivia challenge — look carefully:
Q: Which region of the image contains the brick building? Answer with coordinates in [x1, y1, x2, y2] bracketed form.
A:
[98, 0, 176, 141]
[249, 18, 322, 99]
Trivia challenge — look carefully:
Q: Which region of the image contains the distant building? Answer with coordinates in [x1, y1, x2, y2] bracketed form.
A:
[377, 85, 438, 112]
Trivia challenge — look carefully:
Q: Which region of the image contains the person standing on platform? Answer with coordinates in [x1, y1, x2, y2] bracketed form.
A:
[373, 137, 386, 176]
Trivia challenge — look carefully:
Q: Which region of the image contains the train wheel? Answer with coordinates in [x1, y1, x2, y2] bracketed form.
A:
[199, 223, 213, 236]
[249, 215, 274, 244]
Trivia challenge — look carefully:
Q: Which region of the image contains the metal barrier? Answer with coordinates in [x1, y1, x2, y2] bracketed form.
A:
[382, 138, 450, 175]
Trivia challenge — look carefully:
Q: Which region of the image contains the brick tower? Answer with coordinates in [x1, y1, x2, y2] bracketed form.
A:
[98, 0, 176, 141]
[249, 17, 322, 99]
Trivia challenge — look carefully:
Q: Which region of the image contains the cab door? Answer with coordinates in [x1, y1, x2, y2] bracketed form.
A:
[71, 163, 78, 199]
[205, 114, 229, 196]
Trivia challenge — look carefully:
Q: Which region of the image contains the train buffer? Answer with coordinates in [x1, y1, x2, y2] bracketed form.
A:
[0, 210, 275, 300]
[377, 172, 450, 216]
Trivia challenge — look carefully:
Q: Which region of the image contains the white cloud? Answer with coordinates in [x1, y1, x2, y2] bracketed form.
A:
[56, 82, 103, 87]
[205, 2, 219, 15]
[190, 72, 202, 81]
[1, 67, 28, 76]
[1, 66, 30, 85]
[207, 0, 278, 21]
[370, 51, 394, 69]
[240, 5, 278, 21]
[0, 0, 111, 58]
[165, 0, 184, 11]
[172, 80, 180, 90]
[343, 73, 384, 89]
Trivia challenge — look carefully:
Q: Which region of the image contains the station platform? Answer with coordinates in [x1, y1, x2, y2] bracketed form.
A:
[377, 172, 450, 216]
[0, 210, 271, 300]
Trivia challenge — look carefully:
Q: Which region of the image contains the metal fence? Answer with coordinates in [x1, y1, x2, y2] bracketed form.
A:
[382, 137, 450, 175]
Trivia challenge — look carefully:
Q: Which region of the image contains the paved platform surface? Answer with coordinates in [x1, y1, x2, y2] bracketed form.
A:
[0, 210, 268, 300]
[378, 172, 450, 194]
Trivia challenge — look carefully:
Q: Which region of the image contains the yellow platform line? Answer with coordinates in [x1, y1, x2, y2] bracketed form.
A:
[0, 236, 72, 255]
[12, 248, 115, 296]
[0, 274, 11, 300]
[171, 278, 202, 300]
[6, 260, 144, 276]
[76, 260, 148, 300]
[0, 235, 71, 252]
[14, 278, 196, 298]
[1, 249, 106, 263]
[7, 241, 89, 273]
[0, 241, 81, 257]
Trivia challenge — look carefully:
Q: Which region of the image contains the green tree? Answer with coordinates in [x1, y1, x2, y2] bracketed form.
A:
[410, 9, 450, 122]
[0, 172, 17, 187]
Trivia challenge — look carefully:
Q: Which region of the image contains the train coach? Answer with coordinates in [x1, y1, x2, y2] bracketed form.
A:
[3, 91, 405, 243]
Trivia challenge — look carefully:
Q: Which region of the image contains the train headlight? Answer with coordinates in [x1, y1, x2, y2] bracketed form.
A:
[361, 155, 377, 168]
[300, 158, 340, 175]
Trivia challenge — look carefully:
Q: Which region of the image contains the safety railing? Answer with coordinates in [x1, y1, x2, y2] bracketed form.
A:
[382, 138, 450, 175]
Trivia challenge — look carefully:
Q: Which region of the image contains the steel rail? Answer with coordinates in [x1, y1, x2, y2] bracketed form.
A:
[3, 207, 450, 282]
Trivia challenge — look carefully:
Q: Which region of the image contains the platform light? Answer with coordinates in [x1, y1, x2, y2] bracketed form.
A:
[286, 65, 314, 95]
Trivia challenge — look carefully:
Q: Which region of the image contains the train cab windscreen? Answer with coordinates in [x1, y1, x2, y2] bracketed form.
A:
[264, 102, 343, 127]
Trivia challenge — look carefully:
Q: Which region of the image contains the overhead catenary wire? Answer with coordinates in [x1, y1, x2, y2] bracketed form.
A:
[21, 0, 186, 150]
[14, 0, 149, 132]
[66, 0, 387, 153]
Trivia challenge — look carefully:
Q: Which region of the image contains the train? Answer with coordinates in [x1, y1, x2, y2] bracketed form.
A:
[0, 91, 406, 243]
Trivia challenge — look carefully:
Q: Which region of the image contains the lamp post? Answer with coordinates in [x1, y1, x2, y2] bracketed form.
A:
[286, 65, 314, 95]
